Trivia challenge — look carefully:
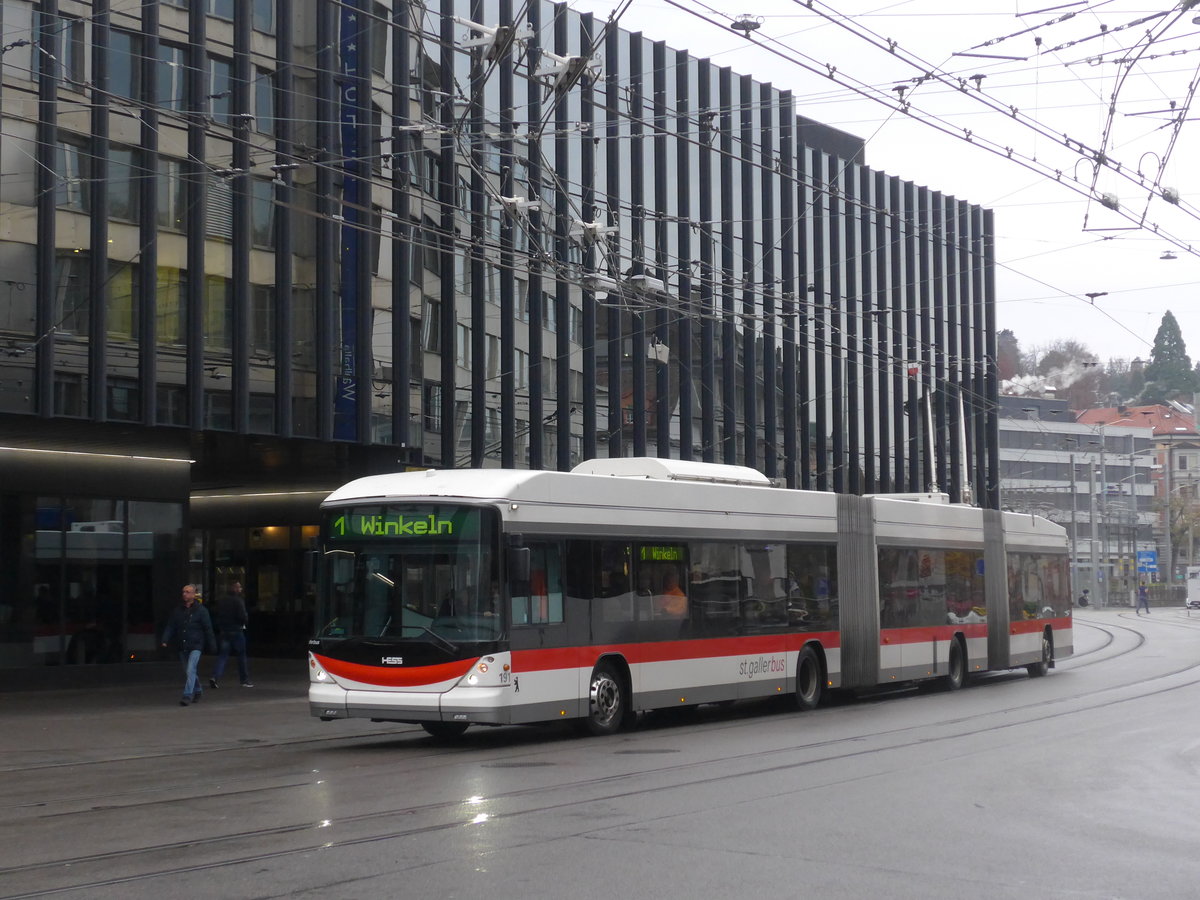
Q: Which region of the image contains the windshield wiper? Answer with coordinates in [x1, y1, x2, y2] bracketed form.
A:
[413, 625, 458, 654]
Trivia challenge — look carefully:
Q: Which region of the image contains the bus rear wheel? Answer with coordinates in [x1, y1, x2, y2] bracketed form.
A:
[421, 722, 469, 739]
[795, 646, 823, 711]
[583, 662, 628, 736]
[1027, 631, 1051, 678]
[942, 639, 965, 691]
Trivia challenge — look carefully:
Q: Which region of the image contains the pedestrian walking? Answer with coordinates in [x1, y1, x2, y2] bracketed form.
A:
[161, 584, 216, 706]
[1136, 583, 1151, 615]
[209, 580, 253, 688]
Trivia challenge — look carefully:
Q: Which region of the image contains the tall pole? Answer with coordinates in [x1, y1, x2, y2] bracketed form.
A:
[1069, 452, 1079, 594]
[1165, 437, 1173, 591]
[1129, 446, 1136, 604]
[1097, 428, 1109, 606]
[1089, 463, 1101, 604]
[1128, 441, 1138, 605]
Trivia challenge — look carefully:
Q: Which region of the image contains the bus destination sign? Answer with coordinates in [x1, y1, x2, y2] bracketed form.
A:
[327, 506, 479, 541]
[640, 545, 685, 562]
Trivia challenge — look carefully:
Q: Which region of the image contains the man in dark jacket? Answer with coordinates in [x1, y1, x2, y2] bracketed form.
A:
[161, 584, 216, 706]
[209, 580, 253, 688]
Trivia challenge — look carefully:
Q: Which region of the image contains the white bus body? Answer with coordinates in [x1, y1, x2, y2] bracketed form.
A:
[308, 460, 1071, 736]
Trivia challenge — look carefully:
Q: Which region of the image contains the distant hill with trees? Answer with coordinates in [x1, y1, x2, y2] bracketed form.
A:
[1001, 310, 1200, 408]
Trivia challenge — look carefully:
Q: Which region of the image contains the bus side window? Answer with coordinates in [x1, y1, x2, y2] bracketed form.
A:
[511, 543, 564, 626]
[595, 541, 633, 623]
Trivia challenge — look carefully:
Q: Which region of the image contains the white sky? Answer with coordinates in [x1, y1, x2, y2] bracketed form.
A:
[564, 0, 1200, 366]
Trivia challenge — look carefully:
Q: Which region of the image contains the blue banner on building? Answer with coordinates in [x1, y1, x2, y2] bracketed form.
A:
[335, 2, 364, 440]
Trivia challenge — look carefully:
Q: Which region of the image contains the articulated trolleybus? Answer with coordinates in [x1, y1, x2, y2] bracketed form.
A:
[308, 458, 1072, 738]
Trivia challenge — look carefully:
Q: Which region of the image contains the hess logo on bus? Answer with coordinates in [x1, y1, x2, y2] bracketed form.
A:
[382, 656, 403, 665]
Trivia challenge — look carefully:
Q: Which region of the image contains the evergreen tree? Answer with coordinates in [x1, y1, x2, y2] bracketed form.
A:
[1139, 311, 1198, 403]
[997, 329, 1022, 380]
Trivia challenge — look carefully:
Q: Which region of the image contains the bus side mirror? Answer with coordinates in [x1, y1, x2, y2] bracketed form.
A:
[508, 546, 531, 583]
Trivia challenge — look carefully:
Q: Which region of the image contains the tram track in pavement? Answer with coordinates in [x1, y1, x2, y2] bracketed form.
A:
[6, 615, 1200, 898]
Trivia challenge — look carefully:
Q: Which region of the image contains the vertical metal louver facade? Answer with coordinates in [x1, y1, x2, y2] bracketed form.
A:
[0, 0, 1000, 504]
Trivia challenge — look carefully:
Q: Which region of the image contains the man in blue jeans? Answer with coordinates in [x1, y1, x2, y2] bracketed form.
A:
[161, 584, 216, 706]
[1136, 583, 1151, 615]
[210, 580, 253, 688]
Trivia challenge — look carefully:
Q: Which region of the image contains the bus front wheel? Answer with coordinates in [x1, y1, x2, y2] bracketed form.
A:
[584, 662, 628, 736]
[795, 646, 823, 711]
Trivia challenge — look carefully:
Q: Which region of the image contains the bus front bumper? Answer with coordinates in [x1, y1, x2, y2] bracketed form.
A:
[309, 681, 512, 725]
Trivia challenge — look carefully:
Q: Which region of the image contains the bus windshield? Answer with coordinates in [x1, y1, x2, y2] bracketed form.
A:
[318, 504, 500, 643]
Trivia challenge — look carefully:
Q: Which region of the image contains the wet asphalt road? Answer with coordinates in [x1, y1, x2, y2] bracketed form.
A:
[3, 608, 1200, 899]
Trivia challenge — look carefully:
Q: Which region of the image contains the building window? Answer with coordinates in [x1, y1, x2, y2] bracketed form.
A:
[251, 284, 275, 356]
[107, 262, 138, 340]
[53, 252, 90, 335]
[157, 158, 186, 232]
[421, 299, 440, 351]
[484, 264, 498, 304]
[108, 30, 140, 100]
[203, 275, 232, 350]
[107, 378, 140, 421]
[253, 0, 276, 34]
[156, 267, 186, 345]
[209, 0, 235, 21]
[250, 394, 275, 432]
[156, 384, 188, 424]
[208, 55, 233, 126]
[254, 67, 275, 134]
[157, 42, 186, 111]
[569, 305, 583, 345]
[54, 373, 85, 417]
[205, 390, 233, 431]
[455, 323, 470, 369]
[422, 229, 441, 277]
[421, 152, 442, 196]
[251, 178, 275, 248]
[515, 348, 529, 389]
[370, 2, 389, 77]
[55, 138, 90, 212]
[37, 12, 85, 85]
[409, 237, 424, 286]
[424, 383, 442, 432]
[486, 334, 500, 379]
[206, 175, 233, 241]
[109, 146, 140, 223]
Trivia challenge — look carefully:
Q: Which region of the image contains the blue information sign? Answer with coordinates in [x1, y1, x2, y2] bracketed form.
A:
[1137, 550, 1158, 573]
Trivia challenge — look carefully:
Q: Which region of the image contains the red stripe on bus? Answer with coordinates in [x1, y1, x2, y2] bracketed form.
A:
[879, 624, 988, 645]
[512, 632, 841, 672]
[1010, 617, 1069, 635]
[315, 654, 476, 687]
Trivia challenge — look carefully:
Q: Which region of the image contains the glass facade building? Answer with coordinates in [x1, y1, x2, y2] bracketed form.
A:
[0, 0, 999, 669]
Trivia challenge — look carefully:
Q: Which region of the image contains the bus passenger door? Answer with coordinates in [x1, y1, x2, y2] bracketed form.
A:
[508, 542, 585, 719]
